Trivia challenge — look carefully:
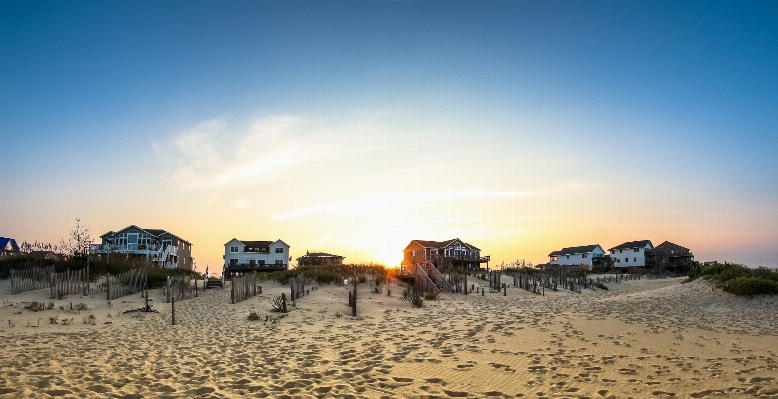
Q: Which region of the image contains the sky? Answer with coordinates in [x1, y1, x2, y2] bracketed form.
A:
[1, 0, 777, 270]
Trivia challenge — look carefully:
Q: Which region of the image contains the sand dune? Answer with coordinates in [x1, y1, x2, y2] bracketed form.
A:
[0, 275, 776, 398]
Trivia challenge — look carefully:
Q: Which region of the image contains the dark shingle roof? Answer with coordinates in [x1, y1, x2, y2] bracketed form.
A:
[298, 252, 344, 259]
[101, 226, 192, 245]
[609, 240, 652, 251]
[409, 238, 481, 251]
[548, 244, 601, 257]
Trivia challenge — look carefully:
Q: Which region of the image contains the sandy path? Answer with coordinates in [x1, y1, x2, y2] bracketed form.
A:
[0, 276, 776, 398]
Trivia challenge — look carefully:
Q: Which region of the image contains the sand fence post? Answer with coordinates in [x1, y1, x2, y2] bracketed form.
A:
[281, 293, 287, 313]
[171, 296, 176, 325]
[352, 282, 357, 317]
[166, 276, 171, 303]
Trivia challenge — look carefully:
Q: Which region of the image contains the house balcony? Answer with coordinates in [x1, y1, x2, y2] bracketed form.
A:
[406, 254, 490, 263]
[90, 243, 179, 258]
[226, 263, 288, 273]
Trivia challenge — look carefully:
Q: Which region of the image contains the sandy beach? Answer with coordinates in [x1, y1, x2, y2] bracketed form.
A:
[0, 275, 776, 398]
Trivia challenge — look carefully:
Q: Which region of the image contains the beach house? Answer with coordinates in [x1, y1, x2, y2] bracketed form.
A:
[402, 238, 489, 271]
[91, 226, 194, 269]
[224, 239, 290, 273]
[548, 244, 607, 270]
[608, 240, 654, 268]
[296, 251, 345, 267]
[653, 241, 694, 275]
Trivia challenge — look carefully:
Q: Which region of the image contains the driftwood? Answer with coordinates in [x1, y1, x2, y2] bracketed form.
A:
[271, 294, 287, 313]
[123, 301, 158, 314]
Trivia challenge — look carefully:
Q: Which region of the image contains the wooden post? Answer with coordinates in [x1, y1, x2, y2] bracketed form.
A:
[85, 253, 90, 296]
[171, 296, 176, 325]
[107, 273, 111, 301]
[167, 276, 171, 303]
[352, 283, 357, 317]
[231, 275, 235, 304]
[503, 283, 506, 296]
[281, 293, 287, 313]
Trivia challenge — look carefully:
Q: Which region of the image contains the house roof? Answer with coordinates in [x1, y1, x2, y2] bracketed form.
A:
[654, 241, 692, 254]
[407, 238, 481, 251]
[654, 241, 689, 251]
[101, 225, 192, 245]
[609, 240, 653, 251]
[548, 244, 601, 257]
[298, 252, 344, 259]
[0, 237, 19, 252]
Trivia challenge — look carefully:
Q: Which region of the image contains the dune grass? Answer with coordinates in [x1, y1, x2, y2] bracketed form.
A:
[685, 263, 778, 296]
[260, 264, 388, 285]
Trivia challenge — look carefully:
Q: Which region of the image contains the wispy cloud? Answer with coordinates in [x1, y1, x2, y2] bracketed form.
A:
[156, 114, 408, 191]
[272, 190, 540, 220]
[271, 181, 605, 220]
[155, 116, 308, 190]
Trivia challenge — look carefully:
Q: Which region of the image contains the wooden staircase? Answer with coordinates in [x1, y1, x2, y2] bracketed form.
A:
[427, 263, 455, 293]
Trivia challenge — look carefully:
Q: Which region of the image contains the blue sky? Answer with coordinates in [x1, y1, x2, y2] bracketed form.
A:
[2, 1, 777, 268]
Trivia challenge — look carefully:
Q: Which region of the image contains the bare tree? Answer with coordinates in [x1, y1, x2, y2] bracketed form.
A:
[60, 217, 92, 258]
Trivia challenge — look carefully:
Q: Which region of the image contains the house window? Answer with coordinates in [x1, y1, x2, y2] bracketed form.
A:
[275, 260, 283, 265]
[619, 249, 623, 254]
[566, 255, 570, 259]
[634, 257, 637, 262]
[634, 248, 639, 252]
[229, 259, 238, 266]
[230, 246, 238, 253]
[625, 258, 628, 263]
[582, 253, 588, 258]
[275, 248, 284, 253]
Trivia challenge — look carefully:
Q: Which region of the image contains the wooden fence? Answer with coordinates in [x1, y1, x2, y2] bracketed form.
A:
[50, 268, 89, 300]
[10, 266, 54, 295]
[230, 272, 256, 304]
[104, 268, 148, 301]
[448, 271, 468, 294]
[290, 272, 305, 301]
[165, 274, 199, 303]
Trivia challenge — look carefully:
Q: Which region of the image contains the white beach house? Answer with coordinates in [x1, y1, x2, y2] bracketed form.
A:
[548, 244, 606, 268]
[223, 238, 290, 271]
[608, 240, 654, 267]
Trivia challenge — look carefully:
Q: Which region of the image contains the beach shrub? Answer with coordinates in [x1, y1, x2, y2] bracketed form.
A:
[424, 292, 438, 300]
[247, 311, 261, 321]
[24, 301, 46, 312]
[685, 262, 778, 296]
[261, 264, 389, 286]
[723, 276, 778, 296]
